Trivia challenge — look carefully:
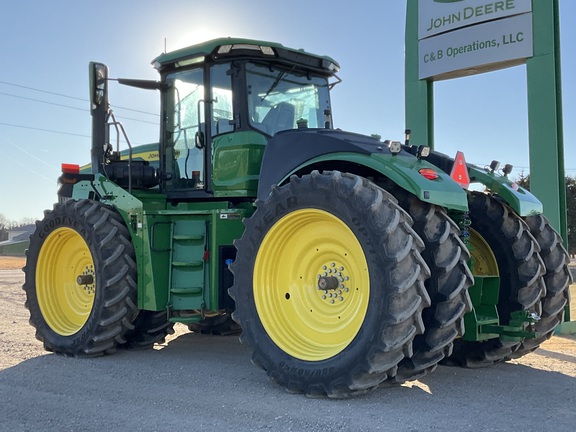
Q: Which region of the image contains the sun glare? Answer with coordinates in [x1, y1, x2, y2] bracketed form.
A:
[170, 29, 227, 51]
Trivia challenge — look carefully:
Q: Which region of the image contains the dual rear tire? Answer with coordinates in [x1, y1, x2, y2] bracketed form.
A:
[230, 171, 432, 397]
[447, 192, 547, 367]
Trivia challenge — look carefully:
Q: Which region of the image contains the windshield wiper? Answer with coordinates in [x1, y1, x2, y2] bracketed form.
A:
[261, 67, 295, 102]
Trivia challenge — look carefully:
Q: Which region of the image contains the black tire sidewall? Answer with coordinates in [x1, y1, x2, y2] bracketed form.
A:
[24, 200, 131, 355]
[468, 193, 535, 321]
[235, 177, 395, 385]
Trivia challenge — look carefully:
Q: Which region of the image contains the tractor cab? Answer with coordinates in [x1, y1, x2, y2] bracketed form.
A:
[91, 38, 340, 201]
[154, 39, 338, 200]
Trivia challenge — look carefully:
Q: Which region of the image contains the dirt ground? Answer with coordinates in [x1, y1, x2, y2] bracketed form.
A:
[0, 256, 25, 270]
[1, 265, 576, 431]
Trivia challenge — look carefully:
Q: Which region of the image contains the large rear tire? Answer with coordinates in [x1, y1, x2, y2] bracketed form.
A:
[447, 192, 545, 367]
[23, 199, 138, 357]
[229, 171, 430, 398]
[391, 190, 473, 381]
[508, 214, 571, 357]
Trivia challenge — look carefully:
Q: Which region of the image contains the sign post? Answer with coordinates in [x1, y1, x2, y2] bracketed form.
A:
[405, 0, 567, 242]
[405, 0, 572, 328]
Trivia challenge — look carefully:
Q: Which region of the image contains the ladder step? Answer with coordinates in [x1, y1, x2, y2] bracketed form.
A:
[173, 234, 205, 241]
[172, 261, 203, 268]
[169, 316, 203, 324]
[171, 286, 203, 295]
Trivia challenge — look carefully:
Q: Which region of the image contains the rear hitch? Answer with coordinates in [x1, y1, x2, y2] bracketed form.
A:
[482, 310, 541, 341]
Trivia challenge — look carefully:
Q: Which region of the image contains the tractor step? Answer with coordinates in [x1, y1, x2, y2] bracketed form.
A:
[168, 218, 208, 312]
[172, 261, 203, 267]
[170, 287, 203, 294]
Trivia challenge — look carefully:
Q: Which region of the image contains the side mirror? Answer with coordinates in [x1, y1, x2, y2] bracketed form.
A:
[195, 131, 205, 149]
[89, 62, 109, 110]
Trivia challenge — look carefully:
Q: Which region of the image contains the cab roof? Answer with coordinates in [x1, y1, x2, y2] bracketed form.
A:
[151, 37, 340, 73]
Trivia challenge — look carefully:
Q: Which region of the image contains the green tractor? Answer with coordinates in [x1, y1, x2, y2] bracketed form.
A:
[23, 38, 571, 397]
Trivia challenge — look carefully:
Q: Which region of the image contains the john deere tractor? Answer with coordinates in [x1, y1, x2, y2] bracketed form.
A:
[23, 38, 571, 397]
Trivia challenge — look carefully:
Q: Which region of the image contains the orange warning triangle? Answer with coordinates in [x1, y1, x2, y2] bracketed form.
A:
[450, 151, 470, 189]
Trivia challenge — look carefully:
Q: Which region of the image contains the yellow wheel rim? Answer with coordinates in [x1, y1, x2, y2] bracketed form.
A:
[469, 228, 499, 276]
[253, 209, 370, 361]
[36, 227, 96, 336]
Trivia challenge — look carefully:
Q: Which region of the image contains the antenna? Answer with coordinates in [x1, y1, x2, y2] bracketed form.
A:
[164, 38, 167, 53]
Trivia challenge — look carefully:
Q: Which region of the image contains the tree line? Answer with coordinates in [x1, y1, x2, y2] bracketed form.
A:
[0, 214, 35, 242]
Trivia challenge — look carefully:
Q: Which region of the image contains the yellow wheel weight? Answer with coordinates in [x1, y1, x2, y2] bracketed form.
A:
[253, 209, 370, 361]
[468, 228, 499, 276]
[36, 227, 96, 336]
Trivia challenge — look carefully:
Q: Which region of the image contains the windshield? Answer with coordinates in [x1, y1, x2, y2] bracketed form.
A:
[246, 63, 331, 136]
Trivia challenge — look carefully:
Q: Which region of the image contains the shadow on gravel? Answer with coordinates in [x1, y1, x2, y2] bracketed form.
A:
[2, 332, 575, 432]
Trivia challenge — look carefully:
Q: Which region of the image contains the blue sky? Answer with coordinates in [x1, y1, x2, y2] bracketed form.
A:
[0, 0, 574, 222]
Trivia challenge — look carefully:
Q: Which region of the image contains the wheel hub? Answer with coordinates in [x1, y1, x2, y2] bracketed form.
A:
[77, 268, 95, 293]
[317, 262, 351, 304]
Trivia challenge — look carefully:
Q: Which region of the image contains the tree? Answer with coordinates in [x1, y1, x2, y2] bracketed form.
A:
[0, 214, 9, 242]
[516, 173, 576, 256]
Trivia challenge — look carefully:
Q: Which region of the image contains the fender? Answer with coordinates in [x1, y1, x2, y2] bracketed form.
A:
[467, 165, 542, 216]
[423, 148, 543, 216]
[257, 129, 468, 211]
[69, 175, 157, 308]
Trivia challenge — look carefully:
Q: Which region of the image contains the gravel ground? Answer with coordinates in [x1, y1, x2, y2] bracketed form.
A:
[1, 268, 575, 432]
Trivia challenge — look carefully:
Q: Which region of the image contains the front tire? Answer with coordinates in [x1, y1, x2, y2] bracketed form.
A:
[229, 171, 430, 397]
[23, 199, 138, 357]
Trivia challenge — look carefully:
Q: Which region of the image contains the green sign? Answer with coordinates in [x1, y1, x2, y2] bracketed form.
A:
[405, 0, 568, 257]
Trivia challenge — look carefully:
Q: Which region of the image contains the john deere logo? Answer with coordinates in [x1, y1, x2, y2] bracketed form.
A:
[426, 0, 519, 32]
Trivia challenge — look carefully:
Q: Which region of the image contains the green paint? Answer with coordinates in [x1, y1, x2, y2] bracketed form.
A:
[212, 131, 267, 197]
[282, 152, 469, 211]
[152, 37, 339, 71]
[463, 276, 500, 341]
[468, 165, 542, 216]
[526, 0, 568, 244]
[406, 0, 435, 148]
